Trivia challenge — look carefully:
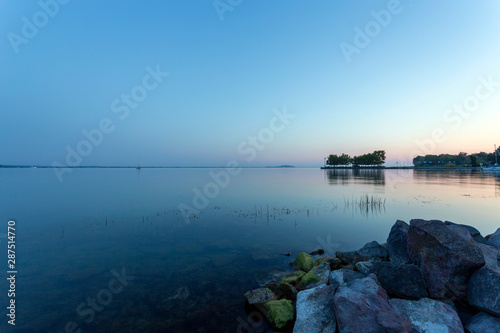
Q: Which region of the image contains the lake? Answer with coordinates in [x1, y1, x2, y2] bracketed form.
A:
[0, 167, 498, 332]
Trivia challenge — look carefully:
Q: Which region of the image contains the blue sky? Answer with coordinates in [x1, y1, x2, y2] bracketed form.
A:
[1, 0, 500, 167]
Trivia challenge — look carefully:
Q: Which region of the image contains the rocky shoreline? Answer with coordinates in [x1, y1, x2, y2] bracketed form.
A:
[243, 219, 500, 332]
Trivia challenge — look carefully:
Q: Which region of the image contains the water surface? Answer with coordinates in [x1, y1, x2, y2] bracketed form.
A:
[0, 168, 498, 332]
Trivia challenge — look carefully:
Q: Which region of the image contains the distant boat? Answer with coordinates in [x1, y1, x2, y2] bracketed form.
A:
[136, 163, 141, 170]
[482, 144, 499, 171]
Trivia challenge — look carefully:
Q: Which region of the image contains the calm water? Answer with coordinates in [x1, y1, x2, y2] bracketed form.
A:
[0, 168, 499, 332]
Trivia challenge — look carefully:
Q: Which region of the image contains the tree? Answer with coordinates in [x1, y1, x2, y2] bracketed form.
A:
[351, 150, 386, 166]
[327, 153, 351, 166]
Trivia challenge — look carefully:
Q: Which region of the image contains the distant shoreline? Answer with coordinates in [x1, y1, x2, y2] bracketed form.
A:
[0, 165, 296, 169]
[0, 165, 486, 170]
[321, 166, 483, 170]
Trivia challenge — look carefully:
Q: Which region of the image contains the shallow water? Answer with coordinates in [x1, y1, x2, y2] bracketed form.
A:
[0, 168, 498, 332]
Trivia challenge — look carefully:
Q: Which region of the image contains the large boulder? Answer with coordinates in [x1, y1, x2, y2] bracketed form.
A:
[293, 285, 336, 333]
[466, 234, 500, 317]
[407, 219, 485, 300]
[387, 220, 412, 264]
[389, 298, 464, 333]
[333, 277, 412, 333]
[467, 266, 500, 317]
[444, 221, 489, 245]
[328, 269, 365, 289]
[465, 312, 500, 333]
[336, 241, 389, 266]
[373, 262, 428, 299]
[487, 228, 500, 249]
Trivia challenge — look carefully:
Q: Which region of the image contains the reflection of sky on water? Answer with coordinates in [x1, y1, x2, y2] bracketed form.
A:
[0, 168, 498, 332]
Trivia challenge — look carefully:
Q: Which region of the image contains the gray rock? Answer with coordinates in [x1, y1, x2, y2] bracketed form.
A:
[336, 241, 389, 266]
[355, 261, 374, 275]
[373, 262, 428, 299]
[244, 288, 276, 305]
[444, 221, 489, 245]
[465, 312, 500, 333]
[310, 262, 330, 287]
[333, 277, 412, 333]
[467, 237, 500, 317]
[293, 285, 337, 333]
[387, 220, 412, 264]
[407, 219, 485, 300]
[328, 257, 344, 270]
[358, 240, 389, 261]
[328, 269, 364, 289]
[468, 266, 500, 316]
[477, 243, 500, 270]
[278, 282, 298, 301]
[389, 298, 464, 333]
[488, 228, 500, 249]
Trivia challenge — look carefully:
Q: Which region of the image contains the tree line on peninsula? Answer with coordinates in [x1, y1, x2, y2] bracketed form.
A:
[326, 150, 386, 167]
[413, 148, 499, 167]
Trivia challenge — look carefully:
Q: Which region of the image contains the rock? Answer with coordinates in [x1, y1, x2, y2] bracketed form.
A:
[309, 249, 325, 255]
[313, 255, 334, 267]
[465, 312, 500, 333]
[263, 299, 294, 330]
[333, 277, 412, 332]
[293, 285, 336, 333]
[335, 251, 357, 265]
[255, 269, 291, 287]
[329, 257, 343, 270]
[358, 240, 389, 260]
[311, 262, 330, 285]
[387, 220, 412, 264]
[389, 298, 464, 333]
[467, 266, 500, 316]
[444, 221, 489, 245]
[165, 286, 190, 301]
[488, 228, 500, 249]
[297, 270, 320, 289]
[355, 261, 374, 275]
[244, 288, 276, 305]
[278, 282, 298, 301]
[281, 270, 306, 285]
[477, 243, 500, 269]
[328, 269, 365, 289]
[407, 219, 485, 300]
[292, 252, 314, 272]
[336, 241, 389, 266]
[373, 262, 428, 299]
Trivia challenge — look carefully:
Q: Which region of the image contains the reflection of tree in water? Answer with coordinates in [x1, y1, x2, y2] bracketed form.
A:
[413, 169, 500, 197]
[325, 168, 385, 186]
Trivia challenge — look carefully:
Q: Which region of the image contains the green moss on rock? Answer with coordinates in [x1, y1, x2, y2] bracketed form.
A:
[298, 270, 320, 287]
[263, 299, 294, 329]
[281, 270, 306, 284]
[293, 252, 314, 272]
